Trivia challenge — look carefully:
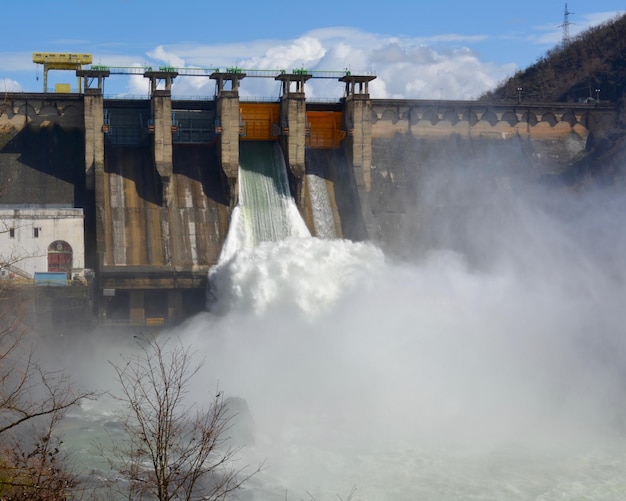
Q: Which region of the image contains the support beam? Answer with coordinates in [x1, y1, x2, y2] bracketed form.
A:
[77, 69, 110, 94]
[145, 70, 178, 94]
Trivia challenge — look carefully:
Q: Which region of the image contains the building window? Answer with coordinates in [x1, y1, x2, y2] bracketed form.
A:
[33, 227, 39, 238]
[9, 228, 14, 238]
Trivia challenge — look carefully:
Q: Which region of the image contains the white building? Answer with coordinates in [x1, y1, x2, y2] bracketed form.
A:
[0, 208, 85, 280]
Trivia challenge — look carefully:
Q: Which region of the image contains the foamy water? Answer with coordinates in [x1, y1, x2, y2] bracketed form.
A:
[209, 236, 384, 316]
[179, 231, 626, 500]
[181, 147, 626, 499]
[61, 225, 626, 499]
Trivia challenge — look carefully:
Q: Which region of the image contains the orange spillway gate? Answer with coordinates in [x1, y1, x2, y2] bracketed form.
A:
[239, 104, 345, 148]
[306, 111, 345, 149]
[239, 103, 280, 140]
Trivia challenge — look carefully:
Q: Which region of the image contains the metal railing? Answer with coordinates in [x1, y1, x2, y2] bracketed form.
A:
[104, 93, 151, 100]
[90, 65, 374, 79]
[101, 94, 342, 104]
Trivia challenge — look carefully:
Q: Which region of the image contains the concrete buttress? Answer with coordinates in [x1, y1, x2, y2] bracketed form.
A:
[341, 75, 378, 240]
[212, 72, 246, 209]
[277, 73, 312, 211]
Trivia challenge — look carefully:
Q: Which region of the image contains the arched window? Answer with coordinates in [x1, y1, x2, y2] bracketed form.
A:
[48, 240, 73, 277]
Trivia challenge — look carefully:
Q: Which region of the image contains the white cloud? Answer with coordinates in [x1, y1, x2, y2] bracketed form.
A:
[133, 29, 513, 100]
[0, 78, 22, 93]
[34, 28, 517, 100]
[125, 73, 150, 96]
[241, 36, 327, 70]
[147, 45, 185, 68]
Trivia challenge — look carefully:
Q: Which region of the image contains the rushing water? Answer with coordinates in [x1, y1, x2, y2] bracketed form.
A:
[305, 172, 337, 239]
[58, 144, 626, 499]
[218, 142, 310, 264]
[186, 146, 626, 499]
[189, 236, 626, 500]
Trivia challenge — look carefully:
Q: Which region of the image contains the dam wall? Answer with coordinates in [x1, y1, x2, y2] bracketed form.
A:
[0, 88, 618, 327]
[0, 94, 86, 207]
[366, 99, 620, 259]
[97, 97, 229, 323]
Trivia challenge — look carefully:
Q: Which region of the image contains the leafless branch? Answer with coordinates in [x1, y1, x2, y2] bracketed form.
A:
[105, 338, 261, 501]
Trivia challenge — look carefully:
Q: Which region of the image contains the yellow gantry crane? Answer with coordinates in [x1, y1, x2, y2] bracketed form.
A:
[32, 52, 93, 93]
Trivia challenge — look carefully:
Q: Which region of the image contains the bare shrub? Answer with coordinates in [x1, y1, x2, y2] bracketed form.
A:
[105, 338, 259, 501]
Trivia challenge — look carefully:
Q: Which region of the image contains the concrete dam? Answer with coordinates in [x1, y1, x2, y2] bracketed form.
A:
[0, 67, 618, 328]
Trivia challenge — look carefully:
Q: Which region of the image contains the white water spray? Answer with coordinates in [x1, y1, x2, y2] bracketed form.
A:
[195, 154, 626, 499]
[60, 146, 626, 500]
[186, 227, 626, 499]
[306, 172, 337, 239]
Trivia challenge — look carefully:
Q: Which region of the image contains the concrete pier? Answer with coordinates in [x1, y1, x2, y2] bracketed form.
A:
[212, 71, 246, 208]
[277, 72, 312, 211]
[146, 70, 177, 205]
[78, 69, 109, 191]
[340, 74, 377, 239]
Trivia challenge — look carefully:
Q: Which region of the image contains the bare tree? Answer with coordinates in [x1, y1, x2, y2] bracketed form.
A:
[106, 338, 258, 501]
[0, 222, 96, 496]
[0, 286, 88, 436]
[0, 404, 79, 500]
[0, 280, 93, 498]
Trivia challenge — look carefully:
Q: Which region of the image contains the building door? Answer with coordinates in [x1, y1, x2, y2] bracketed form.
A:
[48, 241, 73, 277]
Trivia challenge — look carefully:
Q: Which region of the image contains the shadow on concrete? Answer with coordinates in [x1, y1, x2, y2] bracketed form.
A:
[173, 143, 227, 205]
[0, 125, 86, 207]
[104, 144, 161, 206]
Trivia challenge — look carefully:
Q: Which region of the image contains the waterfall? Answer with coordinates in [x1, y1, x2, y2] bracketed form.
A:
[217, 142, 310, 264]
[306, 172, 336, 239]
[305, 150, 339, 239]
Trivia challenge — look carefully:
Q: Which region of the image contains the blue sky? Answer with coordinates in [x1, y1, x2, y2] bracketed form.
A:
[2, 0, 624, 99]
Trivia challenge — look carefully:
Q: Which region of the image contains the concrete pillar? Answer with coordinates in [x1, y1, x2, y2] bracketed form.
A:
[211, 72, 246, 209]
[78, 70, 109, 191]
[276, 73, 312, 211]
[145, 71, 178, 206]
[78, 70, 110, 279]
[340, 75, 377, 239]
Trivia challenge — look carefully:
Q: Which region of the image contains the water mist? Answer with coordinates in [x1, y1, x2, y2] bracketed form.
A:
[57, 143, 626, 500]
[185, 148, 626, 499]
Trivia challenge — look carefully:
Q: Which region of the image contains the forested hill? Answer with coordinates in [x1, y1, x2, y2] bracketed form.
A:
[481, 13, 626, 104]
